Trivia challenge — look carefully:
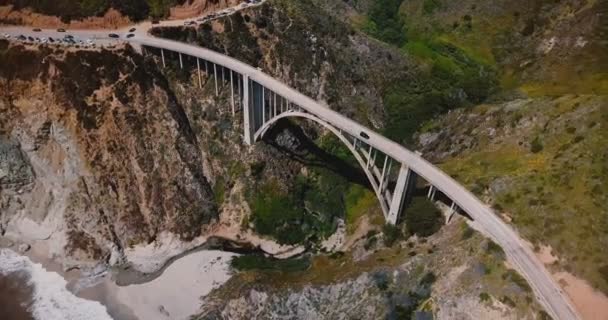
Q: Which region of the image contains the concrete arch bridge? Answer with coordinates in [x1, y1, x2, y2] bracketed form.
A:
[127, 37, 577, 320]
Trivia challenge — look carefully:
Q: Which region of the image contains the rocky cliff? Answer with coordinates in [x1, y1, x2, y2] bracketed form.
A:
[0, 41, 217, 269]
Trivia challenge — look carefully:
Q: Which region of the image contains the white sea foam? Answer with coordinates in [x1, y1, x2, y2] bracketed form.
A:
[0, 249, 113, 320]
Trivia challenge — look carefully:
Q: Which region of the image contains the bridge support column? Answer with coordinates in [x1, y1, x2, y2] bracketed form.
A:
[179, 53, 183, 69]
[427, 185, 436, 201]
[262, 87, 266, 124]
[213, 64, 218, 96]
[242, 74, 254, 145]
[196, 59, 202, 89]
[446, 202, 456, 224]
[161, 49, 166, 68]
[387, 163, 411, 224]
[230, 70, 235, 115]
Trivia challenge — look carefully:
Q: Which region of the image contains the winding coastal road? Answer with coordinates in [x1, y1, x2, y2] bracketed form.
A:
[0, 2, 581, 319]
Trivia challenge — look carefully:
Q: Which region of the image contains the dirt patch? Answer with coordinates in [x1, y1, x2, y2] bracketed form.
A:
[536, 244, 559, 265]
[168, 0, 240, 20]
[0, 5, 130, 29]
[555, 271, 608, 320]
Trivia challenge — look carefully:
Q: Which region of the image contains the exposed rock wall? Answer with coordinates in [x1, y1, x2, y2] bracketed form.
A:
[0, 42, 217, 269]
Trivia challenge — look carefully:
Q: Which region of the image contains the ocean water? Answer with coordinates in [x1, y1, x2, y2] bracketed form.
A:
[0, 249, 113, 320]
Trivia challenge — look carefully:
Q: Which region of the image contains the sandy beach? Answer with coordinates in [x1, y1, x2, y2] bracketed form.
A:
[80, 250, 237, 320]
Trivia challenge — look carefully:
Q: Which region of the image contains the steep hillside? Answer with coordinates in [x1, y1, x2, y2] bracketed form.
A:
[417, 96, 608, 294]
[0, 41, 219, 269]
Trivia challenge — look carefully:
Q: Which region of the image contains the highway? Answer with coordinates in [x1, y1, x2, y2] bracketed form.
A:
[0, 4, 581, 319]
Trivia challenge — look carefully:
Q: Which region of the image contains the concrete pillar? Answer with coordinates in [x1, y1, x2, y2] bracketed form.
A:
[262, 87, 266, 124]
[237, 74, 242, 108]
[382, 159, 393, 192]
[380, 156, 389, 186]
[446, 202, 456, 224]
[242, 74, 253, 145]
[197, 58, 202, 89]
[161, 49, 166, 68]
[213, 64, 218, 96]
[427, 185, 436, 200]
[387, 164, 412, 224]
[230, 70, 235, 115]
[179, 52, 183, 69]
[366, 146, 373, 167]
[273, 92, 277, 117]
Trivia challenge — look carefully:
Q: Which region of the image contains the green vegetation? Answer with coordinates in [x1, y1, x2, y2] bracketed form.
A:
[247, 132, 383, 244]
[403, 197, 443, 237]
[231, 255, 311, 272]
[362, 0, 407, 46]
[502, 269, 532, 293]
[437, 97, 608, 293]
[383, 39, 496, 144]
[382, 223, 403, 247]
[7, 0, 186, 22]
[479, 292, 491, 302]
[530, 136, 544, 153]
[460, 222, 474, 240]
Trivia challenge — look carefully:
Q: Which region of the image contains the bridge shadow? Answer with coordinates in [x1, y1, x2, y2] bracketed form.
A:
[262, 119, 372, 189]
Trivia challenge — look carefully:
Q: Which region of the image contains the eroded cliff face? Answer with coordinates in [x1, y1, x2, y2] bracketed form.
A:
[0, 41, 217, 269]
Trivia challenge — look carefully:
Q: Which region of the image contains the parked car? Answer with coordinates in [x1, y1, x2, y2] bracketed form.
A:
[129, 28, 136, 32]
[108, 33, 119, 38]
[33, 28, 41, 32]
[152, 19, 160, 24]
[57, 28, 66, 32]
[126, 33, 135, 38]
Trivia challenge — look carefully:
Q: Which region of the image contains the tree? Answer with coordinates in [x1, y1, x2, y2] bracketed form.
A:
[404, 197, 443, 237]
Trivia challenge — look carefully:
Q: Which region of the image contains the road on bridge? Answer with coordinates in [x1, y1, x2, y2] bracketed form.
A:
[0, 4, 581, 319]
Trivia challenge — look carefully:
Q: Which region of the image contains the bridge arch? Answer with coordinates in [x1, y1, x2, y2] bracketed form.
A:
[253, 111, 390, 216]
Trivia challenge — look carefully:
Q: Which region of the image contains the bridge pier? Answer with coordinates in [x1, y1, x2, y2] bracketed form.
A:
[197, 58, 202, 88]
[161, 49, 166, 68]
[230, 70, 235, 115]
[179, 52, 183, 69]
[446, 202, 457, 224]
[427, 185, 436, 200]
[387, 164, 412, 224]
[243, 74, 253, 145]
[213, 64, 218, 96]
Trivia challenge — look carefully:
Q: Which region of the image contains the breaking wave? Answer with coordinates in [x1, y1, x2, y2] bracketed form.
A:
[0, 249, 113, 320]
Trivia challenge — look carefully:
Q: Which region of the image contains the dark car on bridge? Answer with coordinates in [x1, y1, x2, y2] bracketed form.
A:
[360, 131, 370, 139]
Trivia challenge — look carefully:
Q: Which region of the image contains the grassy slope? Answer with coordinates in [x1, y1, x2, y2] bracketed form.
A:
[424, 96, 608, 293]
[345, 0, 608, 293]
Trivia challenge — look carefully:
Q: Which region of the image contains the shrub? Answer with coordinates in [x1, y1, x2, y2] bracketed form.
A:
[486, 240, 506, 258]
[461, 223, 475, 240]
[479, 292, 491, 302]
[231, 255, 310, 272]
[530, 137, 544, 153]
[382, 223, 403, 246]
[404, 197, 443, 237]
